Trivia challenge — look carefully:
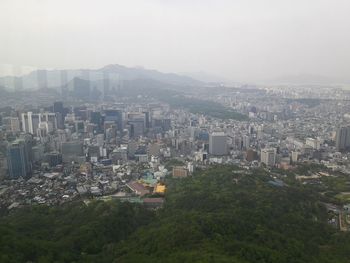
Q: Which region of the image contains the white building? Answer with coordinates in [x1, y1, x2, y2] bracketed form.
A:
[21, 112, 57, 135]
[261, 148, 276, 166]
[305, 138, 320, 150]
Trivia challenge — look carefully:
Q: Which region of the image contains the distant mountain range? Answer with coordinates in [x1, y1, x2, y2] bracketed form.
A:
[0, 64, 205, 91]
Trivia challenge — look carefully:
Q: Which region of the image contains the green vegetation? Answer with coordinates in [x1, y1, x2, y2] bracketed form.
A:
[335, 192, 350, 202]
[291, 164, 350, 204]
[0, 201, 154, 263]
[294, 163, 329, 175]
[113, 79, 248, 121]
[163, 96, 248, 121]
[1, 166, 350, 262]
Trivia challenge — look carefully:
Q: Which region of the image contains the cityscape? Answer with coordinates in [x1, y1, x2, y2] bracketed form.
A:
[1, 0, 350, 262]
[1, 68, 350, 224]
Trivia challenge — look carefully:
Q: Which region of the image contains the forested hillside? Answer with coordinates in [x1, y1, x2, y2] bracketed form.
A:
[1, 166, 350, 263]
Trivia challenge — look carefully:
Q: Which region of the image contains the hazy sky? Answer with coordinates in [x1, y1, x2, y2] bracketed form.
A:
[1, 0, 349, 82]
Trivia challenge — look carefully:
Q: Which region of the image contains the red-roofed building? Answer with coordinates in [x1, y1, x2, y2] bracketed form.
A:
[126, 181, 150, 196]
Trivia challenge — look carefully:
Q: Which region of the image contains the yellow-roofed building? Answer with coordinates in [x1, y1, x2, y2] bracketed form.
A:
[154, 183, 166, 194]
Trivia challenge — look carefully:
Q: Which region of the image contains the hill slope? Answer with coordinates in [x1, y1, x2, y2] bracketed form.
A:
[1, 166, 349, 262]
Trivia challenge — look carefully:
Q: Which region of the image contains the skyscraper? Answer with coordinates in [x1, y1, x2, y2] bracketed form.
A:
[104, 110, 123, 132]
[7, 139, 32, 179]
[10, 117, 20, 132]
[260, 148, 276, 166]
[90, 111, 103, 132]
[128, 112, 146, 138]
[209, 132, 227, 155]
[21, 112, 58, 134]
[336, 126, 350, 151]
[53, 101, 64, 129]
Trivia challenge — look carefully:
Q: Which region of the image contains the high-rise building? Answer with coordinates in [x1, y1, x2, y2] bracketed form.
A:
[53, 101, 63, 114]
[336, 126, 350, 151]
[21, 112, 57, 135]
[90, 111, 103, 131]
[143, 111, 150, 128]
[53, 102, 64, 129]
[61, 141, 84, 163]
[10, 117, 20, 132]
[209, 132, 227, 155]
[242, 135, 250, 149]
[7, 139, 32, 179]
[104, 110, 123, 132]
[261, 148, 276, 166]
[128, 112, 146, 137]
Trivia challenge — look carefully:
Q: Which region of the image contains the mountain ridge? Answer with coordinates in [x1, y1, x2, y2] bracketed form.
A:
[0, 64, 205, 91]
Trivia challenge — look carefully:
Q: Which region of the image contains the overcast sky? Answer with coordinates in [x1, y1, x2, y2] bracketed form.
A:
[0, 0, 349, 82]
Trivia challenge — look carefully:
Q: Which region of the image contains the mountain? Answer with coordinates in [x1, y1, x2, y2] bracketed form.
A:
[0, 64, 204, 91]
[181, 71, 231, 85]
[0, 165, 349, 262]
[100, 64, 203, 86]
[62, 76, 192, 100]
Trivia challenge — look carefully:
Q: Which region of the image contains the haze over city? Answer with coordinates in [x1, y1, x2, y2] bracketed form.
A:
[1, 0, 350, 83]
[2, 1, 350, 262]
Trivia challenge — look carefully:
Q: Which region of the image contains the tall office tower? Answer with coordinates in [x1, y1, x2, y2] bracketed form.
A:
[10, 117, 20, 132]
[19, 133, 34, 164]
[260, 148, 276, 166]
[37, 123, 48, 138]
[90, 111, 103, 132]
[209, 132, 227, 155]
[22, 112, 33, 134]
[41, 113, 58, 132]
[336, 126, 350, 151]
[143, 111, 150, 129]
[53, 101, 63, 114]
[7, 139, 32, 179]
[104, 110, 123, 132]
[128, 112, 146, 138]
[53, 101, 64, 129]
[22, 112, 57, 135]
[242, 135, 250, 149]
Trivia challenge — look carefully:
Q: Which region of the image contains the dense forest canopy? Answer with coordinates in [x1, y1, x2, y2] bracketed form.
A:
[1, 166, 350, 262]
